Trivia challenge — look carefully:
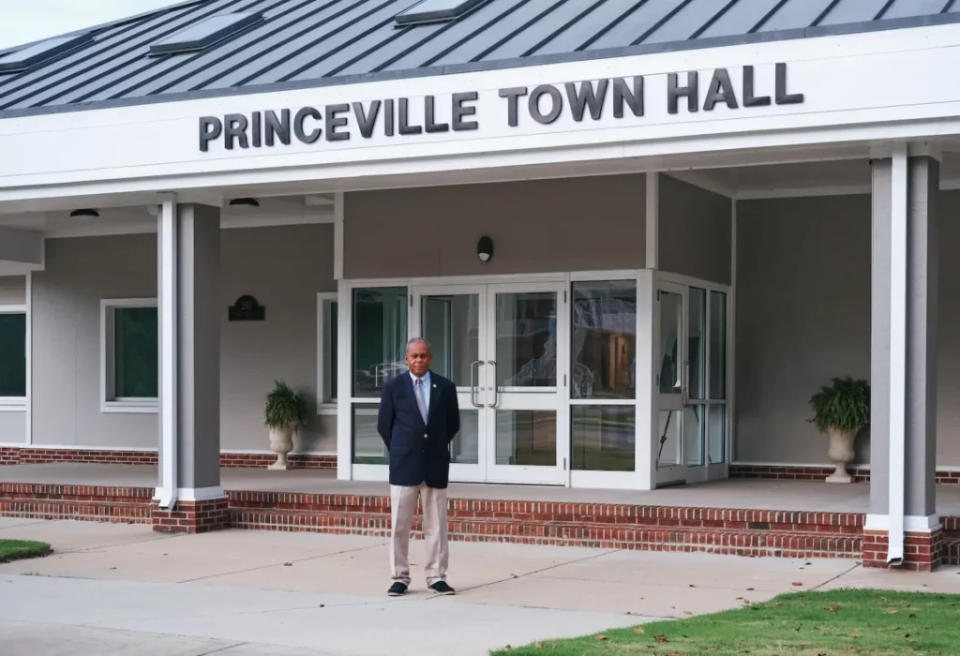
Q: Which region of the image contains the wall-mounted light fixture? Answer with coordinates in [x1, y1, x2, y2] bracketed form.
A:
[69, 208, 99, 219]
[228, 197, 260, 207]
[477, 235, 494, 263]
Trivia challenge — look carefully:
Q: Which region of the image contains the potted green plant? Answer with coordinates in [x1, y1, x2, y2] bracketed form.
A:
[264, 380, 307, 470]
[809, 377, 870, 484]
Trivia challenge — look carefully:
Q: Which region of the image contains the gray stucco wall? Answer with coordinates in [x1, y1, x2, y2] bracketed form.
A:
[29, 225, 336, 453]
[937, 191, 960, 466]
[659, 176, 732, 285]
[220, 224, 336, 453]
[32, 235, 158, 448]
[344, 174, 646, 278]
[735, 192, 960, 467]
[0, 276, 25, 304]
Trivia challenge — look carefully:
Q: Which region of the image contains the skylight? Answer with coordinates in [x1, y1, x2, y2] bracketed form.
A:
[0, 34, 93, 73]
[395, 0, 485, 26]
[149, 12, 263, 56]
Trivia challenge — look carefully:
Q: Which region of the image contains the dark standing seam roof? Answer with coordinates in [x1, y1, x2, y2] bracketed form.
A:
[0, 0, 958, 117]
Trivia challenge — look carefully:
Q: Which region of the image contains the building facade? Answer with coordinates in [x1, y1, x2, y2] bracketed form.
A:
[1, 0, 959, 566]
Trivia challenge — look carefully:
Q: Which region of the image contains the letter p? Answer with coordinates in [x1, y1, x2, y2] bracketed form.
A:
[199, 116, 223, 152]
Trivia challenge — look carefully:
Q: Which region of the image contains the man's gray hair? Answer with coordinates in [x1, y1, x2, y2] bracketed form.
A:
[406, 337, 432, 352]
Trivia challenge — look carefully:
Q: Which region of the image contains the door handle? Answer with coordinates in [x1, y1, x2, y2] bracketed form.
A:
[469, 360, 482, 408]
[487, 360, 498, 408]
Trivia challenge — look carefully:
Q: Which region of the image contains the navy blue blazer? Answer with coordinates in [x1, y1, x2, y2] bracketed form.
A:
[377, 371, 460, 488]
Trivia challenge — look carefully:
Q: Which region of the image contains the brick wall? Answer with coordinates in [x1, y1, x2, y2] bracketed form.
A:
[0, 447, 334, 469]
[730, 464, 959, 485]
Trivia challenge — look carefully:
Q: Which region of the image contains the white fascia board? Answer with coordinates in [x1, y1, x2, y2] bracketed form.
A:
[3, 24, 960, 203]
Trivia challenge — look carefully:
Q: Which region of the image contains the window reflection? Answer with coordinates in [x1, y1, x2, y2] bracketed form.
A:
[572, 406, 635, 471]
[495, 292, 556, 387]
[571, 281, 636, 399]
[658, 291, 683, 394]
[353, 287, 407, 397]
[495, 410, 556, 465]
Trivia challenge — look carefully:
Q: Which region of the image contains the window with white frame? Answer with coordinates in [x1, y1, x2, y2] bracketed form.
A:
[316, 292, 338, 413]
[101, 299, 158, 411]
[0, 306, 26, 407]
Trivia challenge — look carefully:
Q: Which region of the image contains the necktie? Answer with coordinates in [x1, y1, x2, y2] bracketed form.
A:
[415, 378, 428, 424]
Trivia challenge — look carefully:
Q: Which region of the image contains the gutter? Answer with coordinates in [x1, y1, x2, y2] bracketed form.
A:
[886, 145, 908, 565]
[156, 196, 178, 509]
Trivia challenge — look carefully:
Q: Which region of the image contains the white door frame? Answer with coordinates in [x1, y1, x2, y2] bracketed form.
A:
[653, 271, 734, 486]
[339, 269, 666, 490]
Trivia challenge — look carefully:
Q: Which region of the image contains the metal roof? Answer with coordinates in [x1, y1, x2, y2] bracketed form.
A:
[1, 0, 958, 118]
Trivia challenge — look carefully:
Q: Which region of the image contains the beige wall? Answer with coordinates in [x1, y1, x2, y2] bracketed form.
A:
[29, 225, 336, 453]
[735, 192, 960, 467]
[659, 175, 732, 285]
[220, 224, 336, 453]
[0, 276, 25, 304]
[344, 175, 646, 278]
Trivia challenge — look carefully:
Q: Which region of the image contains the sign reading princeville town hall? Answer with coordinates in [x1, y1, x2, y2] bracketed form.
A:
[198, 64, 804, 151]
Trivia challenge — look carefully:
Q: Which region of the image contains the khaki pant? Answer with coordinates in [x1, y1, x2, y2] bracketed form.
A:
[390, 483, 448, 586]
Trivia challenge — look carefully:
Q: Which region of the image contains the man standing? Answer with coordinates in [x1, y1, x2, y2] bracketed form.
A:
[377, 337, 460, 596]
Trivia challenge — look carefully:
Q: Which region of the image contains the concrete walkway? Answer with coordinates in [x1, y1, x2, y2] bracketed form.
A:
[1, 518, 958, 655]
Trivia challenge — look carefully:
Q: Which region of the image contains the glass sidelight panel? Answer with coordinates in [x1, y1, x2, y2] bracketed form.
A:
[495, 410, 556, 465]
[353, 287, 407, 397]
[657, 409, 681, 466]
[451, 409, 479, 464]
[658, 291, 682, 394]
[495, 292, 556, 387]
[709, 291, 727, 400]
[572, 405, 635, 471]
[352, 405, 387, 464]
[422, 294, 479, 387]
[688, 288, 706, 401]
[571, 281, 636, 399]
[684, 405, 704, 466]
[709, 404, 726, 464]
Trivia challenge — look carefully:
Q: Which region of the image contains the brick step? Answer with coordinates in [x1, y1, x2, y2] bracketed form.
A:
[0, 498, 152, 523]
[228, 507, 861, 559]
[227, 492, 863, 531]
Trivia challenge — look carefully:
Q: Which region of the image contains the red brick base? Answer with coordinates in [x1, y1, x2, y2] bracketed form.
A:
[152, 497, 229, 534]
[862, 529, 943, 571]
[730, 464, 960, 485]
[0, 446, 335, 470]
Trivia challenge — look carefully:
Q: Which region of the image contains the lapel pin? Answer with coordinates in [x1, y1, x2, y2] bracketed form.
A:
[432, 383, 437, 388]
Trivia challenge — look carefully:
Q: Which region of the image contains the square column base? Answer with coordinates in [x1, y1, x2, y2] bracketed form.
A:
[152, 497, 229, 534]
[862, 529, 943, 571]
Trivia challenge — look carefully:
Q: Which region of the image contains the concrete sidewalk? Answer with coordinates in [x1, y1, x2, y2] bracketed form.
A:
[1, 518, 958, 655]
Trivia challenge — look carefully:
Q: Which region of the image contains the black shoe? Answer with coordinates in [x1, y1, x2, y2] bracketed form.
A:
[428, 581, 456, 595]
[387, 582, 408, 596]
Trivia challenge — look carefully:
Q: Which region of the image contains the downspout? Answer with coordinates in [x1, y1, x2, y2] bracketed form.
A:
[887, 146, 908, 566]
[156, 196, 178, 509]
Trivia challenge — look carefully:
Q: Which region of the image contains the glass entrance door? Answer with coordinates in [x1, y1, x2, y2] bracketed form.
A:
[485, 282, 566, 484]
[413, 282, 567, 485]
[414, 285, 486, 482]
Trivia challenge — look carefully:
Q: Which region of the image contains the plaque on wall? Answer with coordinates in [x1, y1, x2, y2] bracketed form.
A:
[228, 295, 265, 321]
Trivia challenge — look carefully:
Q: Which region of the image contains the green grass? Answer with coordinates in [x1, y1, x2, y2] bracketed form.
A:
[0, 539, 52, 563]
[493, 590, 960, 656]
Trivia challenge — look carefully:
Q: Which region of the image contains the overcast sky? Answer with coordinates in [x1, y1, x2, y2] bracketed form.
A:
[0, 1, 180, 50]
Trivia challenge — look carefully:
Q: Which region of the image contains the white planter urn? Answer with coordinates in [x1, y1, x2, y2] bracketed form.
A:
[825, 427, 858, 484]
[268, 424, 296, 470]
